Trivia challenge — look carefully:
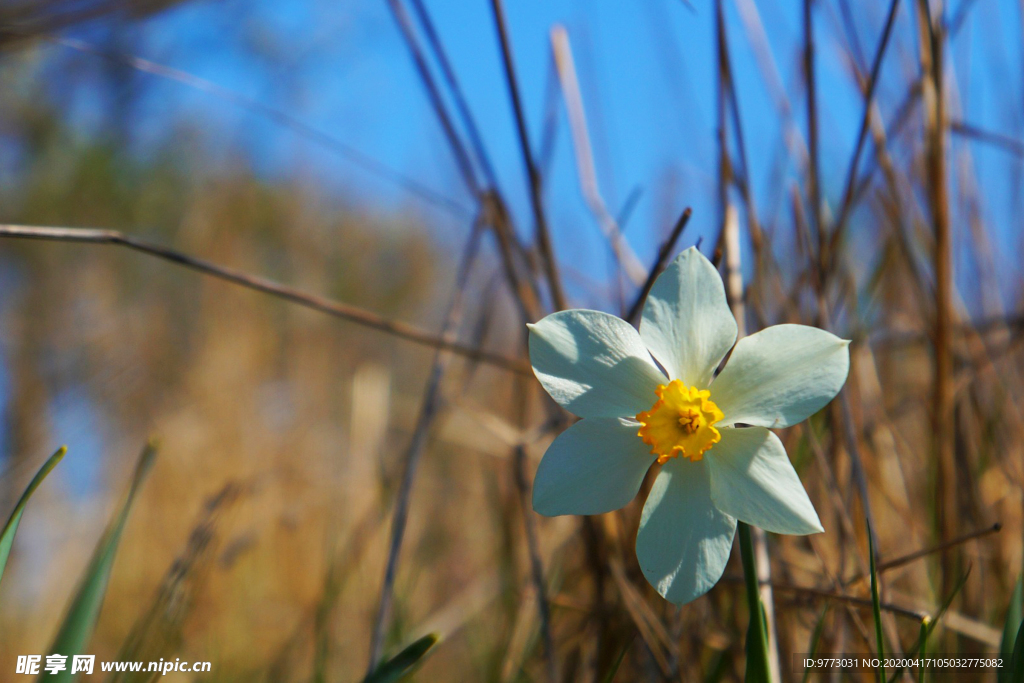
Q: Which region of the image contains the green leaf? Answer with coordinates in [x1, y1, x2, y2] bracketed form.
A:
[738, 522, 772, 683]
[1010, 619, 1024, 683]
[363, 633, 439, 683]
[800, 603, 831, 683]
[1000, 576, 1023, 683]
[40, 441, 157, 682]
[868, 522, 885, 682]
[0, 446, 66, 589]
[887, 568, 970, 683]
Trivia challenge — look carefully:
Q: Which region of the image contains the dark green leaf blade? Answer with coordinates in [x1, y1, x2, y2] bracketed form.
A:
[739, 522, 772, 683]
[868, 522, 885, 682]
[1010, 619, 1024, 683]
[1000, 576, 1023, 683]
[363, 633, 439, 683]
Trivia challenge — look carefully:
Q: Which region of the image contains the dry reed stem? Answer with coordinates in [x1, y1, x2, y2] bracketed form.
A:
[549, 25, 647, 287]
[917, 0, 958, 598]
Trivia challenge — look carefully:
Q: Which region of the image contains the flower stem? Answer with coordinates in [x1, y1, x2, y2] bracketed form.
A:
[739, 522, 772, 683]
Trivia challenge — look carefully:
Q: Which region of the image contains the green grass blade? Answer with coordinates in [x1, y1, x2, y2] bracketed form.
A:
[1000, 576, 1023, 683]
[868, 522, 885, 682]
[800, 603, 831, 683]
[917, 618, 928, 683]
[0, 446, 66, 589]
[738, 522, 772, 683]
[41, 441, 157, 681]
[601, 635, 634, 683]
[362, 633, 439, 683]
[1010, 619, 1024, 683]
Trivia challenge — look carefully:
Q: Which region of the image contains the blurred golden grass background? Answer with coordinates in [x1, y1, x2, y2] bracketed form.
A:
[0, 0, 1023, 681]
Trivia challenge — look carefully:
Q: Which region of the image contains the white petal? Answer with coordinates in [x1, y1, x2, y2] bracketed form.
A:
[635, 458, 737, 605]
[640, 247, 737, 388]
[528, 310, 667, 418]
[712, 324, 850, 428]
[707, 427, 823, 535]
[532, 418, 656, 516]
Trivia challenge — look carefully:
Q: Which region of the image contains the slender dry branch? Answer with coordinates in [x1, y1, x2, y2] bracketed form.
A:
[44, 36, 470, 218]
[867, 313, 1024, 351]
[828, 0, 902, 263]
[386, 0, 482, 197]
[951, 120, 1024, 158]
[367, 223, 484, 672]
[407, 0, 500, 188]
[948, 0, 982, 35]
[489, 0, 567, 311]
[804, 0, 824, 274]
[843, 523, 1002, 587]
[625, 208, 692, 325]
[720, 576, 928, 622]
[0, 224, 529, 375]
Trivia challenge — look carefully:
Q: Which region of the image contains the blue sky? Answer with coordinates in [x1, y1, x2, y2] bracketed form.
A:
[25, 0, 1024, 307]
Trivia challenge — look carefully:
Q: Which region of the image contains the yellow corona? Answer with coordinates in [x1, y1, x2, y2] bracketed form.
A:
[635, 380, 724, 463]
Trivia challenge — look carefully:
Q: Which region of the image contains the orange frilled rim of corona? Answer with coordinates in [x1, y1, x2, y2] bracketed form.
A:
[635, 380, 724, 463]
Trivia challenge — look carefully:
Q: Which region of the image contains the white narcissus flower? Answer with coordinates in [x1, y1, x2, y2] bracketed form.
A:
[527, 247, 850, 605]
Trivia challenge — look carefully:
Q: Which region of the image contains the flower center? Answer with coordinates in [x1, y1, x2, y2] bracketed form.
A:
[635, 380, 724, 464]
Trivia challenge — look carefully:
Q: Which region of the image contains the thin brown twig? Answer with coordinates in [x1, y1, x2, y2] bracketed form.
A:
[366, 222, 485, 673]
[804, 0, 824, 278]
[720, 576, 929, 622]
[607, 559, 676, 677]
[849, 77, 925, 210]
[948, 0, 982, 36]
[866, 312, 1024, 351]
[0, 224, 529, 375]
[43, 35, 470, 218]
[386, 0, 482, 197]
[511, 367, 557, 682]
[835, 0, 868, 71]
[625, 208, 692, 325]
[828, 0, 903, 264]
[407, 0, 500, 188]
[489, 0, 567, 311]
[843, 523, 1002, 587]
[950, 120, 1024, 158]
